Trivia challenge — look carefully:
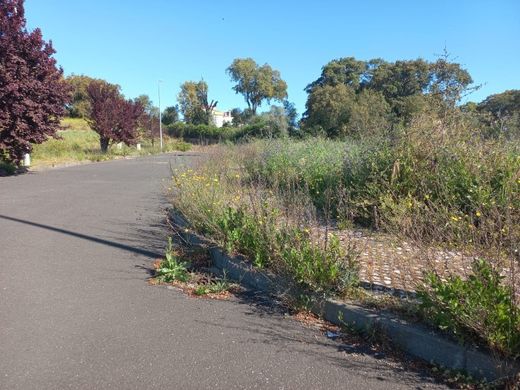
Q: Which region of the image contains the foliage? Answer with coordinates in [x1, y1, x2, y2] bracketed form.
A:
[167, 122, 238, 141]
[193, 278, 233, 296]
[66, 74, 100, 118]
[302, 55, 474, 136]
[161, 105, 179, 126]
[283, 100, 299, 137]
[227, 58, 287, 114]
[0, 0, 71, 165]
[86, 80, 144, 152]
[155, 238, 190, 283]
[31, 120, 190, 167]
[0, 159, 17, 176]
[170, 163, 359, 294]
[178, 80, 216, 125]
[477, 89, 520, 140]
[418, 259, 520, 358]
[241, 122, 520, 252]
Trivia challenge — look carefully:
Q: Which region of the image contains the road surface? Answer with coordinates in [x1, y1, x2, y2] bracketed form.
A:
[0, 154, 446, 389]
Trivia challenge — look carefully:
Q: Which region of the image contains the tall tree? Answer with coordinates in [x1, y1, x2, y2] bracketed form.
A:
[0, 0, 71, 165]
[227, 58, 287, 114]
[161, 106, 179, 126]
[303, 56, 474, 133]
[86, 81, 143, 152]
[177, 80, 216, 125]
[66, 74, 99, 118]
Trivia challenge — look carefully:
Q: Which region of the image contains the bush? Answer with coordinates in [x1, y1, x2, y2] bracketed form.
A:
[167, 122, 238, 142]
[418, 259, 520, 358]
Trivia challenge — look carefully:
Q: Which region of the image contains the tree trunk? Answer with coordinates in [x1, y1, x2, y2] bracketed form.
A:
[100, 137, 110, 153]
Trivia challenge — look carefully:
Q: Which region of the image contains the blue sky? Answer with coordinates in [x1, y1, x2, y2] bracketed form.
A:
[25, 0, 520, 117]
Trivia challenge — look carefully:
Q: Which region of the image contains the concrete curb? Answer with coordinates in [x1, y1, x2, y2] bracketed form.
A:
[171, 214, 519, 381]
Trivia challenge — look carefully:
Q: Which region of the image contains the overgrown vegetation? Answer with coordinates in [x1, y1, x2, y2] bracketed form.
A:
[170, 159, 359, 295]
[418, 259, 520, 359]
[170, 111, 519, 359]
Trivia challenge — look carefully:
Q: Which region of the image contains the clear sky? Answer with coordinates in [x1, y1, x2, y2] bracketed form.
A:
[25, 0, 520, 117]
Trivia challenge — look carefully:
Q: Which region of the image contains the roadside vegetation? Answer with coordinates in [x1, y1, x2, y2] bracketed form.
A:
[31, 118, 190, 168]
[152, 237, 237, 298]
[167, 55, 520, 363]
[2, 0, 519, 378]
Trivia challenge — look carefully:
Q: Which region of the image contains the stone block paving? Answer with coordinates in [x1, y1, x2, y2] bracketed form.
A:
[324, 228, 517, 298]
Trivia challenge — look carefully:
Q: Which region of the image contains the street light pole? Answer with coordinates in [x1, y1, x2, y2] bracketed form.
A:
[158, 80, 163, 151]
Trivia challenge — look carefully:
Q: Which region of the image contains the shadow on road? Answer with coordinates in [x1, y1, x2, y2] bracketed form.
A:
[0, 214, 162, 258]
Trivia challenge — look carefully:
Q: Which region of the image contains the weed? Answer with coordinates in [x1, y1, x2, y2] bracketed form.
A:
[155, 238, 191, 283]
[418, 259, 520, 359]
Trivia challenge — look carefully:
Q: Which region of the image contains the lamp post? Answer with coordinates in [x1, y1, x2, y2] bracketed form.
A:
[158, 80, 163, 151]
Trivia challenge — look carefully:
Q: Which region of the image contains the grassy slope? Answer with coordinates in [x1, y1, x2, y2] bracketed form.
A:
[31, 118, 190, 168]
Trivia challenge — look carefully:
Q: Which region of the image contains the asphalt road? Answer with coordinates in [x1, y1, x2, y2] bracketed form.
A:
[0, 154, 447, 389]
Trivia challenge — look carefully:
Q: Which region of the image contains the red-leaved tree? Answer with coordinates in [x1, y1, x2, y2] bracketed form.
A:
[0, 0, 70, 165]
[86, 80, 144, 152]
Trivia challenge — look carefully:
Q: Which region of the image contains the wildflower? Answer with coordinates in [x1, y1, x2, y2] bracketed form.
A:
[475, 211, 481, 217]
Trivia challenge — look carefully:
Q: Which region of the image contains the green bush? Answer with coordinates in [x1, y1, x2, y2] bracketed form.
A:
[418, 259, 520, 358]
[167, 122, 238, 141]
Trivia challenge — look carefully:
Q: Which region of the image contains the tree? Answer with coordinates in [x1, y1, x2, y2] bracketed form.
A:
[178, 80, 216, 125]
[135, 95, 160, 144]
[303, 55, 475, 134]
[66, 74, 98, 118]
[303, 84, 356, 137]
[261, 106, 289, 138]
[86, 80, 144, 152]
[161, 106, 179, 126]
[0, 0, 71, 165]
[227, 58, 287, 114]
[477, 90, 520, 139]
[283, 100, 299, 137]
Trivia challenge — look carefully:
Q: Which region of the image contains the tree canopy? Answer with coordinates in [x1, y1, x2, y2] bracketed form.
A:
[302, 55, 473, 137]
[178, 80, 216, 125]
[0, 0, 70, 164]
[227, 58, 287, 114]
[477, 89, 520, 139]
[86, 80, 144, 152]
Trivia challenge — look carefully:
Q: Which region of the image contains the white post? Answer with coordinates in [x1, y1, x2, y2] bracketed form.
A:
[136, 143, 141, 151]
[158, 80, 163, 151]
[23, 153, 31, 167]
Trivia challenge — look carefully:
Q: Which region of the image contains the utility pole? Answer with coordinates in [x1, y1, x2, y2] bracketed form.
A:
[158, 80, 163, 151]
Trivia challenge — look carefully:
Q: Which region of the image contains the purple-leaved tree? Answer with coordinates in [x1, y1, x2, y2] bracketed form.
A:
[0, 0, 70, 165]
[86, 80, 144, 152]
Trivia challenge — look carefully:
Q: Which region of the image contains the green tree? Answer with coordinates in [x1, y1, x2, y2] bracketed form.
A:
[162, 106, 179, 126]
[66, 75, 102, 118]
[477, 90, 520, 139]
[227, 58, 287, 114]
[303, 84, 356, 137]
[178, 80, 216, 125]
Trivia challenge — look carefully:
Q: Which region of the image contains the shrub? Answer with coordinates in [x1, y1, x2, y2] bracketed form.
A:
[418, 259, 520, 358]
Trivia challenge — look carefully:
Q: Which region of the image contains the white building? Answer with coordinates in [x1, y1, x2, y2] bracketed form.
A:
[210, 109, 233, 128]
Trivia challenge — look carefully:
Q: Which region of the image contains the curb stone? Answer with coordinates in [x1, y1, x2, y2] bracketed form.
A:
[171, 213, 519, 381]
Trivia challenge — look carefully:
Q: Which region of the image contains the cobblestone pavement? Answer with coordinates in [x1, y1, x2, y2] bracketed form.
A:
[326, 228, 516, 297]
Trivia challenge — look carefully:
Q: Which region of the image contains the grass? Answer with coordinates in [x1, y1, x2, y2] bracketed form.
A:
[31, 117, 191, 168]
